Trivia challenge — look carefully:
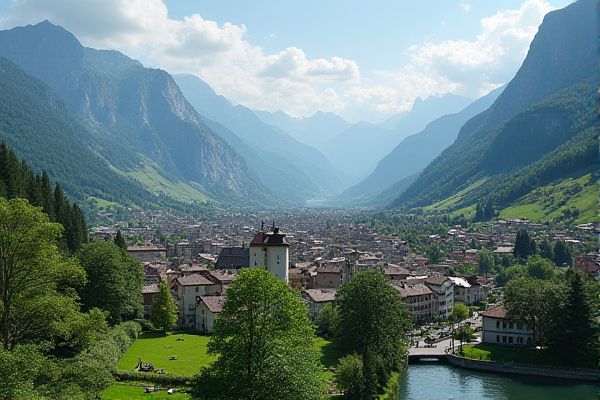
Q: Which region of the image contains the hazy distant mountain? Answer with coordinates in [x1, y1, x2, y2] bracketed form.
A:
[381, 93, 471, 131]
[322, 94, 472, 183]
[338, 86, 503, 205]
[393, 0, 598, 211]
[175, 74, 344, 202]
[254, 109, 351, 151]
[0, 21, 272, 205]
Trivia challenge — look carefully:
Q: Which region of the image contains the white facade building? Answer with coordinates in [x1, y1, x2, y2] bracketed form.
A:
[481, 305, 534, 347]
[249, 226, 290, 282]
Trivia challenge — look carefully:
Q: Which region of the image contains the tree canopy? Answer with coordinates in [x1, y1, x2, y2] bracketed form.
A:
[194, 268, 325, 400]
[151, 282, 177, 333]
[335, 272, 412, 398]
[77, 241, 143, 325]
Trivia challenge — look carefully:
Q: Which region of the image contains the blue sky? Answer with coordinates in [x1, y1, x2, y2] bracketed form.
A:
[0, 0, 573, 122]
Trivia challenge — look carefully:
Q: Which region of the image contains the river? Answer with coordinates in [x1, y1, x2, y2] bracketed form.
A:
[399, 363, 599, 400]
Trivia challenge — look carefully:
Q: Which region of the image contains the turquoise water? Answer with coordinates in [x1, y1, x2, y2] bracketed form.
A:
[400, 363, 599, 400]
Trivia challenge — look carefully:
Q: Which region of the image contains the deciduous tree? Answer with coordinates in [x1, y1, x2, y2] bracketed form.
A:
[194, 269, 325, 400]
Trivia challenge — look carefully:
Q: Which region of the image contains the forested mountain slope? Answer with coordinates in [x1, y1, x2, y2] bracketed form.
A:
[392, 0, 597, 211]
[0, 21, 272, 205]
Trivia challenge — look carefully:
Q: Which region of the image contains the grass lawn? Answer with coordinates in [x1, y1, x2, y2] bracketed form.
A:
[461, 343, 566, 367]
[102, 383, 191, 400]
[117, 331, 216, 377]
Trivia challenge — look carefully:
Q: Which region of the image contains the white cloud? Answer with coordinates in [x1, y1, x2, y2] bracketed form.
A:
[0, 0, 556, 122]
[460, 3, 473, 13]
[406, 0, 554, 98]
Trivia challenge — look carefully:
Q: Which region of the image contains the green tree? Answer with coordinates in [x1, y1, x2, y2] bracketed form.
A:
[451, 303, 469, 322]
[193, 269, 325, 400]
[525, 256, 557, 280]
[477, 249, 495, 276]
[552, 240, 574, 267]
[151, 282, 177, 333]
[513, 229, 531, 260]
[336, 272, 411, 397]
[548, 270, 595, 366]
[539, 237, 554, 261]
[316, 302, 339, 338]
[113, 230, 127, 251]
[77, 241, 143, 325]
[0, 198, 85, 350]
[0, 344, 45, 400]
[425, 244, 445, 264]
[335, 353, 365, 400]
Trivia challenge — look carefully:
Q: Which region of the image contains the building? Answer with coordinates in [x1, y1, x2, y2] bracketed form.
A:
[311, 267, 343, 289]
[127, 246, 167, 262]
[173, 274, 222, 328]
[249, 225, 290, 281]
[301, 289, 337, 320]
[142, 284, 160, 317]
[216, 246, 250, 268]
[196, 295, 226, 333]
[481, 305, 533, 347]
[423, 276, 454, 319]
[392, 282, 433, 323]
[448, 276, 486, 306]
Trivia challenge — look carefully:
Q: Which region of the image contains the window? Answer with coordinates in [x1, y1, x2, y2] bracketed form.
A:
[502, 322, 507, 329]
[508, 336, 514, 344]
[496, 335, 500, 343]
[517, 337, 523, 344]
[496, 321, 500, 329]
[195, 287, 199, 293]
[517, 323, 523, 330]
[502, 336, 507, 343]
[509, 322, 514, 329]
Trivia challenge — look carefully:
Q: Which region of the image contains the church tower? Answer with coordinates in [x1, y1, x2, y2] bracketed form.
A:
[249, 223, 290, 282]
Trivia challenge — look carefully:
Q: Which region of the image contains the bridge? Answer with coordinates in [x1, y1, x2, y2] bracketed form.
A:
[408, 337, 454, 363]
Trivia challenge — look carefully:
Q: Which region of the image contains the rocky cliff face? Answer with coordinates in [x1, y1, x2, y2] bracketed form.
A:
[0, 20, 272, 204]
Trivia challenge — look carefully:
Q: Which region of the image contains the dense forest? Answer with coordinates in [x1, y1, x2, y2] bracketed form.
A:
[0, 142, 87, 252]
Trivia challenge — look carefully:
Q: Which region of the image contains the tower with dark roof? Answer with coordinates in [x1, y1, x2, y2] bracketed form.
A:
[249, 225, 290, 281]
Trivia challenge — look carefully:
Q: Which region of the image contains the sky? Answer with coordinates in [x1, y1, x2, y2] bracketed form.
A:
[0, 0, 572, 122]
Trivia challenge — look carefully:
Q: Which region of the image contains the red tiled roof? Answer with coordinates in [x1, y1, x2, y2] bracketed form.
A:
[176, 274, 215, 286]
[481, 305, 508, 319]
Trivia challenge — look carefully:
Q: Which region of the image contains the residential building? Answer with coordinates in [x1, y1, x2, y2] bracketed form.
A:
[481, 305, 533, 347]
[392, 282, 433, 323]
[423, 276, 454, 319]
[301, 289, 337, 320]
[127, 246, 167, 262]
[196, 295, 226, 333]
[173, 274, 222, 328]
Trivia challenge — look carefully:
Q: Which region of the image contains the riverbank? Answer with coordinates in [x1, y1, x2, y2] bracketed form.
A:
[447, 352, 600, 382]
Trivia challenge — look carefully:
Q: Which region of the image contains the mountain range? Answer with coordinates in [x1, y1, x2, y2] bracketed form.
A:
[337, 86, 504, 206]
[0, 21, 272, 206]
[0, 0, 595, 221]
[391, 0, 598, 218]
[174, 74, 344, 202]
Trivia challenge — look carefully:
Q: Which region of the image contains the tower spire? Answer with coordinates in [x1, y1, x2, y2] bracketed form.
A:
[261, 220, 264, 231]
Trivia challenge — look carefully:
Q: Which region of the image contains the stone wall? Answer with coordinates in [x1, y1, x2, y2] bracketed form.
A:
[447, 353, 600, 382]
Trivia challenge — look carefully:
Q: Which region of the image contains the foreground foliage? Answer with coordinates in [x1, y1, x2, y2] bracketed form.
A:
[335, 272, 412, 398]
[193, 269, 325, 400]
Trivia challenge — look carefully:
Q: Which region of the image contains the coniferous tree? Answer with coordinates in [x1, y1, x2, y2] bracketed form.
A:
[513, 229, 531, 260]
[553, 240, 574, 267]
[539, 238, 554, 261]
[113, 230, 127, 251]
[151, 282, 177, 333]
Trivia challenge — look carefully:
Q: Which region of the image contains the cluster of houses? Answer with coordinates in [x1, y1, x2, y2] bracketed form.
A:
[137, 224, 497, 334]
